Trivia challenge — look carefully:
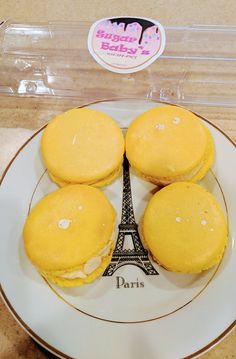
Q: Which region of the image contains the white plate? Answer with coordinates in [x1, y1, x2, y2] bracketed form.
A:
[0, 100, 236, 359]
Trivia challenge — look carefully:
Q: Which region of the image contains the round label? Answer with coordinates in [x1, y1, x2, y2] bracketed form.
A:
[88, 16, 166, 74]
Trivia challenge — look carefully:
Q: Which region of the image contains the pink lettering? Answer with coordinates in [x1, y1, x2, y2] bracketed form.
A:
[127, 48, 137, 55]
[111, 34, 120, 42]
[104, 33, 113, 40]
[109, 45, 119, 51]
[96, 29, 137, 43]
[96, 29, 105, 38]
[119, 44, 128, 52]
[120, 36, 129, 42]
[100, 42, 138, 54]
[101, 42, 110, 50]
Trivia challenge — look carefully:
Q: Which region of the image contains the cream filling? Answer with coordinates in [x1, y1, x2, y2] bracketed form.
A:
[59, 241, 113, 280]
[142, 160, 204, 185]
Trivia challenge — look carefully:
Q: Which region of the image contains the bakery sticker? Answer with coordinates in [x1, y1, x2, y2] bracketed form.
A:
[88, 16, 166, 74]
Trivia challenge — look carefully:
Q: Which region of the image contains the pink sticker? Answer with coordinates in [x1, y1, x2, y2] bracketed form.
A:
[88, 16, 166, 74]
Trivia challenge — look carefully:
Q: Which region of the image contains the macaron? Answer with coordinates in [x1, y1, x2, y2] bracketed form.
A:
[23, 185, 116, 287]
[142, 182, 228, 273]
[126, 105, 214, 185]
[41, 108, 125, 187]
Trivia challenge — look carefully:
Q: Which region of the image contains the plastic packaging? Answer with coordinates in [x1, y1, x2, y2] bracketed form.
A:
[1, 21, 236, 107]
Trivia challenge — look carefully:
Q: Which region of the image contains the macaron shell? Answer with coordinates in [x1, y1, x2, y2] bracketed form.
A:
[41, 108, 124, 184]
[143, 182, 228, 273]
[23, 185, 116, 271]
[126, 105, 208, 178]
[89, 163, 122, 187]
[139, 125, 215, 186]
[48, 161, 122, 188]
[190, 126, 215, 182]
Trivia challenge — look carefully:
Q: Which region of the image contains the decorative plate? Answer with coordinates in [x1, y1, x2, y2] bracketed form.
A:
[0, 100, 235, 359]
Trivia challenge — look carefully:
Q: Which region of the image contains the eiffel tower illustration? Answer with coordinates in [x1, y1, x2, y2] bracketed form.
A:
[103, 156, 159, 276]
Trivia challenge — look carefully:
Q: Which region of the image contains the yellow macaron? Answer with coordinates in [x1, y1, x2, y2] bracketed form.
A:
[142, 182, 228, 273]
[23, 185, 116, 287]
[126, 105, 214, 185]
[41, 108, 125, 187]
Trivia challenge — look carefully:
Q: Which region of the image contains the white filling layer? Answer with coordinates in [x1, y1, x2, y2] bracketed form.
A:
[84, 256, 102, 275]
[61, 270, 87, 279]
[150, 160, 204, 185]
[59, 241, 113, 280]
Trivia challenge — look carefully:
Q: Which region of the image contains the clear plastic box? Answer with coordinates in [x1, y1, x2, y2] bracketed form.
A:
[0, 20, 236, 134]
[1, 20, 236, 106]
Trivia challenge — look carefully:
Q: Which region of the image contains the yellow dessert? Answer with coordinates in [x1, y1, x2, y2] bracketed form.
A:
[143, 182, 228, 273]
[23, 185, 116, 287]
[41, 108, 125, 187]
[126, 105, 214, 185]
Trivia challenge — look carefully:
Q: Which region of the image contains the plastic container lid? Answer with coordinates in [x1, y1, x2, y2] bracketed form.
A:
[1, 20, 236, 107]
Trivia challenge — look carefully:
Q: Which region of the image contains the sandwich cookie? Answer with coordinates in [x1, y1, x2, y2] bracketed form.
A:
[23, 185, 116, 287]
[41, 108, 125, 187]
[126, 105, 214, 185]
[143, 182, 228, 273]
